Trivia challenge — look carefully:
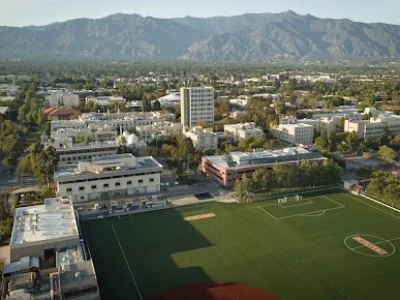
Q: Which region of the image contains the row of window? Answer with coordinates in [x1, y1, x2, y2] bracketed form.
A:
[65, 178, 155, 192]
[58, 171, 161, 185]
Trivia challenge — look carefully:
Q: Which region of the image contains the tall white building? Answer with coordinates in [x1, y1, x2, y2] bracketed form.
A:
[181, 87, 214, 128]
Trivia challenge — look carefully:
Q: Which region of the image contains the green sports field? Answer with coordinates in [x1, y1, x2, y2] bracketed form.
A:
[83, 189, 400, 300]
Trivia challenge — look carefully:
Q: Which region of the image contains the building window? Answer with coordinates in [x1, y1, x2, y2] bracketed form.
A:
[116, 182, 121, 186]
[80, 196, 85, 200]
[103, 183, 109, 188]
[138, 179, 143, 184]
[66, 188, 72, 192]
[91, 185, 97, 189]
[79, 187, 85, 191]
[127, 181, 132, 185]
[149, 178, 154, 182]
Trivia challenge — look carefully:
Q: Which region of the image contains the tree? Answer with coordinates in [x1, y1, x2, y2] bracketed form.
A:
[170, 137, 200, 175]
[153, 100, 161, 111]
[378, 145, 396, 162]
[23, 143, 58, 186]
[354, 166, 372, 178]
[346, 132, 360, 153]
[0, 218, 14, 238]
[383, 184, 400, 206]
[18, 104, 30, 122]
[366, 178, 385, 198]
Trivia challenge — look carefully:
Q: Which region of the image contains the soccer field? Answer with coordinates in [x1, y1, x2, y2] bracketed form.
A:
[84, 189, 400, 300]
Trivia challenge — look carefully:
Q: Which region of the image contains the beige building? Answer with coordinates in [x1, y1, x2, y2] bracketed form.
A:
[274, 123, 314, 145]
[184, 126, 218, 149]
[55, 154, 163, 203]
[181, 87, 214, 128]
[224, 122, 263, 142]
[344, 116, 400, 139]
[46, 92, 80, 107]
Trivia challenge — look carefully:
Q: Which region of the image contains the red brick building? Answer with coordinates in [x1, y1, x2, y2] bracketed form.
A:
[201, 148, 327, 187]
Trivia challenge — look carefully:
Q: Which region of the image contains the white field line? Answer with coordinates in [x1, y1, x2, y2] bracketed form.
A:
[258, 207, 278, 220]
[300, 211, 325, 217]
[278, 199, 313, 208]
[346, 194, 400, 221]
[111, 224, 143, 300]
[352, 236, 400, 250]
[276, 206, 345, 220]
[323, 196, 346, 208]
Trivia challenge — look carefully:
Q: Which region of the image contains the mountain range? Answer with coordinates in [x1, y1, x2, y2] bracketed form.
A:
[1, 11, 400, 61]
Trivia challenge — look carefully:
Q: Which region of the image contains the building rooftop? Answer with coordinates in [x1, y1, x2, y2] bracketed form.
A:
[281, 123, 314, 128]
[55, 140, 119, 151]
[55, 153, 162, 179]
[204, 147, 325, 169]
[11, 198, 78, 246]
[56, 245, 84, 272]
[44, 107, 80, 116]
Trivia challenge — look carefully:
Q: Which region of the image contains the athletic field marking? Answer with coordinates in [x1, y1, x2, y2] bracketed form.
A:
[346, 194, 400, 221]
[258, 207, 278, 220]
[184, 213, 216, 221]
[323, 196, 345, 208]
[352, 236, 400, 250]
[344, 234, 396, 258]
[300, 210, 325, 217]
[111, 224, 143, 300]
[278, 199, 313, 208]
[353, 236, 388, 255]
[276, 206, 344, 220]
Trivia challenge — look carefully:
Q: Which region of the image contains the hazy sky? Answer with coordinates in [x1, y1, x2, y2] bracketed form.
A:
[0, 0, 399, 27]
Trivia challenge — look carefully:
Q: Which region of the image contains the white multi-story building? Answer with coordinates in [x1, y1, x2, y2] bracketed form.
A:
[280, 116, 338, 133]
[85, 96, 126, 107]
[181, 87, 214, 128]
[52, 124, 118, 142]
[184, 126, 218, 149]
[224, 122, 263, 142]
[46, 92, 80, 107]
[51, 112, 176, 134]
[55, 154, 163, 203]
[344, 115, 400, 139]
[274, 123, 314, 146]
[136, 121, 183, 142]
[51, 136, 120, 166]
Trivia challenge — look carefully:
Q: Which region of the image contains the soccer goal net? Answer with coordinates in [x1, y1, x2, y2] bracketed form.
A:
[278, 195, 303, 204]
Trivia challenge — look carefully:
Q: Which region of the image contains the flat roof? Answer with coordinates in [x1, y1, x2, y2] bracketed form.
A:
[204, 148, 326, 169]
[55, 154, 162, 179]
[56, 141, 119, 151]
[281, 123, 314, 128]
[11, 198, 79, 246]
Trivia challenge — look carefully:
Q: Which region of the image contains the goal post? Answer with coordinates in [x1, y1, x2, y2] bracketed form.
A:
[279, 195, 302, 204]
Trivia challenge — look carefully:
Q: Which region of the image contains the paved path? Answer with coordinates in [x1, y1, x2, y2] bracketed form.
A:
[0, 245, 9, 263]
[7, 185, 41, 208]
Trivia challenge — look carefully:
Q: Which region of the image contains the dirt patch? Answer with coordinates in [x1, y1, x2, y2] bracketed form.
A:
[184, 213, 215, 221]
[146, 282, 281, 300]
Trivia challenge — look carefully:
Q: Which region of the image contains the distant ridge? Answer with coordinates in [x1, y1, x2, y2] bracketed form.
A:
[1, 11, 400, 61]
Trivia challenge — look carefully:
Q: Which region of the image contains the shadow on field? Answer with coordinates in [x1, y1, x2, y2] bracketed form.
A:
[84, 205, 219, 300]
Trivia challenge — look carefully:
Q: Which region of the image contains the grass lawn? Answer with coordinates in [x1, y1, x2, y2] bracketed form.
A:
[84, 189, 400, 300]
[26, 127, 43, 144]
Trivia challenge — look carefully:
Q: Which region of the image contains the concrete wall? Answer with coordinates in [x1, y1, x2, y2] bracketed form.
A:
[10, 237, 80, 262]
